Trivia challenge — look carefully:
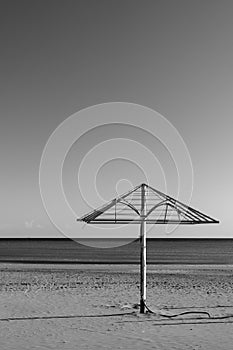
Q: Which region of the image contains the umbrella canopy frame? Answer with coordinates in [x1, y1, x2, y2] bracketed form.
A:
[77, 183, 219, 313]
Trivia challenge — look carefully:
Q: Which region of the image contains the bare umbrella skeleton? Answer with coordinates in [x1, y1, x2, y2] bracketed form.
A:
[77, 183, 219, 314]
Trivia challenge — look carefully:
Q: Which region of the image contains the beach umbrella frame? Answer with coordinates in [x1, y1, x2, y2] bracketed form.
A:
[77, 183, 219, 313]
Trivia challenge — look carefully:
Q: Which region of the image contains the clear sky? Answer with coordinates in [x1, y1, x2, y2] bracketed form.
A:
[1, 0, 232, 238]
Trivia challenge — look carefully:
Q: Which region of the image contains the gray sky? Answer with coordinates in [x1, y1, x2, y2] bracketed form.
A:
[0, 0, 232, 237]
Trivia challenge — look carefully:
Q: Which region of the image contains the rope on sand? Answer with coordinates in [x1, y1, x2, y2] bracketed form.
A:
[143, 301, 211, 318]
[143, 301, 233, 320]
[0, 312, 135, 322]
[0, 311, 135, 322]
[1, 303, 233, 322]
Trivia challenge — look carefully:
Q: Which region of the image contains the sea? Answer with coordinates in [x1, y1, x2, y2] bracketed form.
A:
[0, 239, 233, 264]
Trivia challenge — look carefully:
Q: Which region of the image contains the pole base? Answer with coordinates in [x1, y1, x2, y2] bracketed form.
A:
[140, 299, 145, 314]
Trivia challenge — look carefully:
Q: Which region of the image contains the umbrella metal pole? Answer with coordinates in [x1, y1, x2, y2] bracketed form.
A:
[140, 184, 147, 314]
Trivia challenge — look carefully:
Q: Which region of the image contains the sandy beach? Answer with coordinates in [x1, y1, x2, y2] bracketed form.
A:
[0, 264, 233, 349]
